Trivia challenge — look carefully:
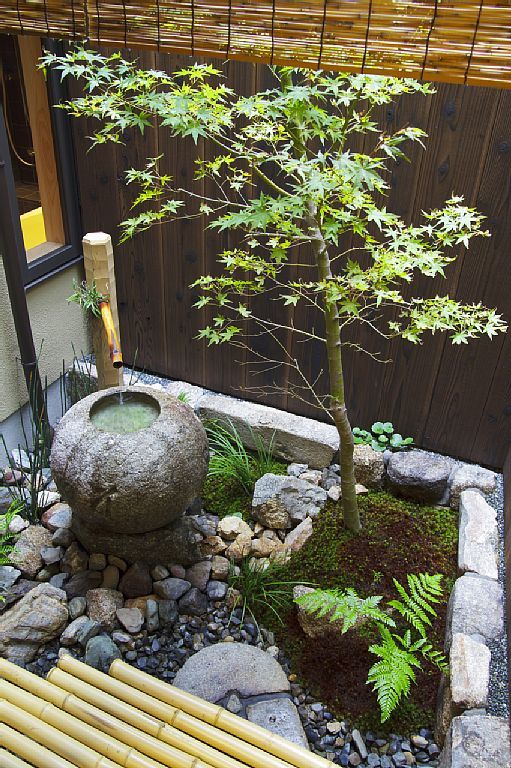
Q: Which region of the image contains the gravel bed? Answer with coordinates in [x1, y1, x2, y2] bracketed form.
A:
[487, 473, 509, 718]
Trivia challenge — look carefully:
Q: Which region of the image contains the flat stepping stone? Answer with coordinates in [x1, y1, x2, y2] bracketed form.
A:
[174, 642, 290, 701]
[247, 697, 309, 749]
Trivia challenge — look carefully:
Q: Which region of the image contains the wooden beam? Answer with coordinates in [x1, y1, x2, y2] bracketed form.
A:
[17, 35, 65, 247]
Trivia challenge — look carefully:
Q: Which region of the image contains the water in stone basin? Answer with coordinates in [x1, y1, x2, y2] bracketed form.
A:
[90, 393, 159, 433]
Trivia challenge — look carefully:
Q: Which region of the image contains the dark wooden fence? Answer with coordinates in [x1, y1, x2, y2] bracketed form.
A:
[70, 53, 511, 469]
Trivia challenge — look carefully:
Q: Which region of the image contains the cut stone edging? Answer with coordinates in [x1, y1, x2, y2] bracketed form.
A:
[438, 486, 510, 767]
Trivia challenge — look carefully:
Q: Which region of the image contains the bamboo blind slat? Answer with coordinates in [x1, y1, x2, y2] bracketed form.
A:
[0, 0, 510, 87]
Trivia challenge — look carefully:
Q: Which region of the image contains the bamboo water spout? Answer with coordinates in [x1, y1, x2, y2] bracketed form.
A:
[99, 300, 123, 368]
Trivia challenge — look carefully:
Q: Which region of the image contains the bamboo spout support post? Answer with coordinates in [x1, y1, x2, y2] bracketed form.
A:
[82, 232, 124, 390]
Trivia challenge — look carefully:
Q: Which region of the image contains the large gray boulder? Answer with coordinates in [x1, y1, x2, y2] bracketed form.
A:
[51, 385, 209, 535]
[174, 642, 290, 701]
[439, 716, 511, 768]
[0, 583, 68, 662]
[198, 392, 339, 469]
[252, 474, 327, 529]
[387, 450, 454, 502]
[458, 490, 498, 580]
[445, 573, 503, 650]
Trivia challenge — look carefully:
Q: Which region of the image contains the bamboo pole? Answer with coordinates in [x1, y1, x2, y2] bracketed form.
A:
[0, 701, 122, 768]
[0, 745, 35, 768]
[0, 725, 78, 768]
[51, 656, 311, 768]
[0, 679, 165, 768]
[82, 232, 124, 390]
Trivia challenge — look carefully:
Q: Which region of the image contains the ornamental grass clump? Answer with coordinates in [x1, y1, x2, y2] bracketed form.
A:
[44, 48, 508, 533]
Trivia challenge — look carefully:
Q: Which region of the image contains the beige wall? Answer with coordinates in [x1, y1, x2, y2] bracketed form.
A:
[0, 258, 91, 421]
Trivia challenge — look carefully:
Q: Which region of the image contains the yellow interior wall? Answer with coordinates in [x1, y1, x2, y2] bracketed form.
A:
[0, 258, 91, 422]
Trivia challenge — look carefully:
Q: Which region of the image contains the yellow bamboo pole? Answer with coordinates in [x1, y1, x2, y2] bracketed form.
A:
[110, 660, 332, 768]
[47, 668, 256, 768]
[0, 745, 35, 768]
[0, 725, 77, 768]
[82, 232, 123, 390]
[52, 656, 309, 768]
[0, 680, 164, 768]
[0, 701, 121, 768]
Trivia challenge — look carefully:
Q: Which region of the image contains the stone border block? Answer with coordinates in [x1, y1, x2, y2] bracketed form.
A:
[458, 489, 498, 580]
[450, 633, 490, 709]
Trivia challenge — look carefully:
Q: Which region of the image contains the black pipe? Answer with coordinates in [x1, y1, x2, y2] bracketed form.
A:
[0, 107, 47, 426]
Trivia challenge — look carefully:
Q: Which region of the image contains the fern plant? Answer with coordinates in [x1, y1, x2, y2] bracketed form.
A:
[295, 587, 394, 634]
[295, 572, 448, 722]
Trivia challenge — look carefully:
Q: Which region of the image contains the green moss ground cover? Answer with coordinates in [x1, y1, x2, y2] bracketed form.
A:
[204, 474, 457, 732]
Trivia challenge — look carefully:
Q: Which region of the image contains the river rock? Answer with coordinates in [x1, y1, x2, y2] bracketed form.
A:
[0, 565, 21, 591]
[64, 570, 102, 599]
[116, 607, 144, 634]
[88, 553, 107, 571]
[387, 450, 453, 502]
[153, 577, 191, 601]
[206, 580, 227, 601]
[185, 561, 212, 591]
[449, 464, 496, 509]
[284, 518, 313, 552]
[211, 555, 229, 580]
[61, 615, 101, 647]
[41, 502, 72, 531]
[68, 596, 87, 620]
[200, 536, 227, 557]
[252, 474, 327, 529]
[353, 445, 385, 488]
[85, 635, 121, 672]
[10, 525, 52, 578]
[51, 527, 75, 547]
[218, 516, 253, 541]
[174, 642, 290, 701]
[119, 562, 152, 598]
[225, 533, 252, 561]
[61, 542, 89, 574]
[86, 588, 124, 631]
[458, 490, 498, 580]
[41, 545, 64, 565]
[0, 578, 37, 613]
[178, 587, 207, 616]
[0, 583, 68, 662]
[158, 600, 178, 627]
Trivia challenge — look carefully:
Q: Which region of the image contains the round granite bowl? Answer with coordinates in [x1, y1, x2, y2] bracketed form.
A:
[51, 385, 209, 535]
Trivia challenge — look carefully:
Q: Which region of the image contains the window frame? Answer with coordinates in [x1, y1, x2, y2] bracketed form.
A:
[12, 37, 82, 288]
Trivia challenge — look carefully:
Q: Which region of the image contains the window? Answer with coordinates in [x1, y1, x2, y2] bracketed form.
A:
[0, 36, 81, 285]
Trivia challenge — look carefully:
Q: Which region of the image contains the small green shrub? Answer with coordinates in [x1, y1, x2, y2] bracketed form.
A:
[353, 422, 414, 452]
[205, 419, 278, 496]
[228, 557, 305, 636]
[68, 279, 106, 317]
[297, 572, 448, 722]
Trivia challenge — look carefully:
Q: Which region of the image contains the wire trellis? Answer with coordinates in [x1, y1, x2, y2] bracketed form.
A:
[1, 0, 511, 87]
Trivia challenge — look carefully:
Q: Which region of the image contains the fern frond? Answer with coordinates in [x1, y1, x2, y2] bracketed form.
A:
[368, 627, 422, 722]
[296, 587, 395, 634]
[389, 573, 444, 638]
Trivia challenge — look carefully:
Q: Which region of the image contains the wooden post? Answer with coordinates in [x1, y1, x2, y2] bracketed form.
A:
[82, 232, 123, 390]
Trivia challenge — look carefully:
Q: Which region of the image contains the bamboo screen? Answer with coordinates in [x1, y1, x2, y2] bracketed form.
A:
[1, 1, 511, 87]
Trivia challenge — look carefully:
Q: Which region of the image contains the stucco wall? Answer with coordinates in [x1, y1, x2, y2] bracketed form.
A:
[0, 257, 91, 422]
